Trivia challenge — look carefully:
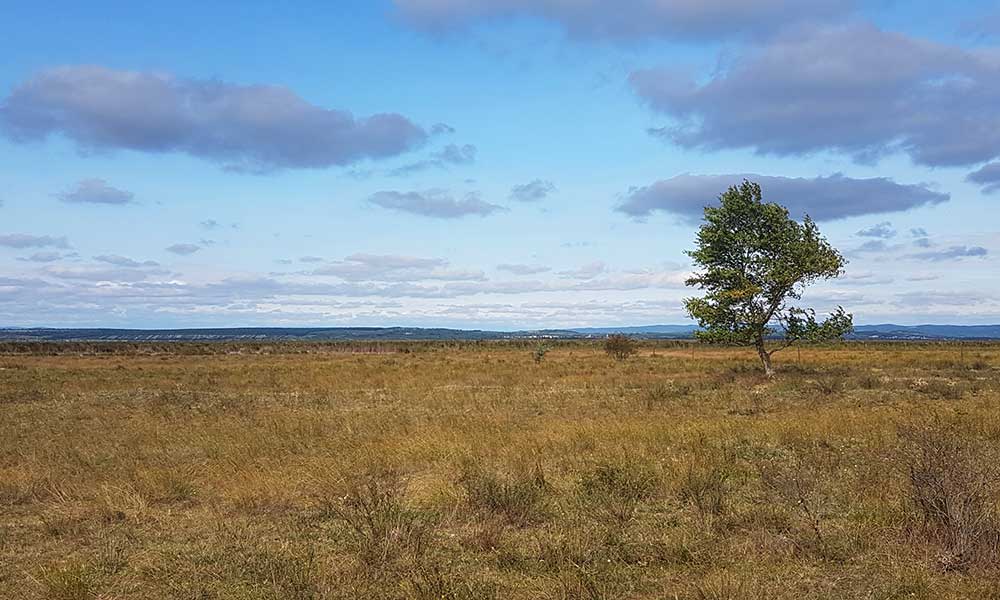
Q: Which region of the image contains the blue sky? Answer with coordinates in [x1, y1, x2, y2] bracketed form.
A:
[1, 0, 998, 328]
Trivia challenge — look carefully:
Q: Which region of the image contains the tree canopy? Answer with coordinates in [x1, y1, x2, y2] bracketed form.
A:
[684, 180, 853, 375]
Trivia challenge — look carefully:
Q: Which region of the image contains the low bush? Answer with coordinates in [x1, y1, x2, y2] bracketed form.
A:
[604, 335, 637, 362]
[898, 418, 1000, 571]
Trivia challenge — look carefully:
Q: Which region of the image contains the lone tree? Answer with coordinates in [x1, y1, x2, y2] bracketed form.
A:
[684, 181, 853, 376]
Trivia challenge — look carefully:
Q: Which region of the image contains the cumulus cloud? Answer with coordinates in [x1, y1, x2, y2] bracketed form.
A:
[497, 263, 551, 275]
[967, 162, 1000, 194]
[510, 179, 556, 202]
[0, 65, 428, 172]
[839, 272, 894, 286]
[430, 123, 456, 135]
[312, 253, 485, 282]
[56, 178, 134, 205]
[166, 243, 201, 255]
[961, 10, 1000, 41]
[43, 264, 169, 282]
[16, 251, 66, 263]
[389, 143, 477, 176]
[368, 189, 504, 218]
[617, 173, 948, 221]
[854, 240, 893, 253]
[910, 228, 933, 248]
[630, 24, 1000, 168]
[908, 245, 988, 261]
[393, 0, 853, 41]
[344, 253, 447, 270]
[857, 221, 896, 239]
[558, 261, 608, 280]
[0, 233, 70, 249]
[94, 254, 160, 268]
[893, 290, 998, 308]
[435, 143, 477, 164]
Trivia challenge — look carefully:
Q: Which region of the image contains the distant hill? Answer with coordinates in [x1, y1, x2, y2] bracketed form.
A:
[0, 326, 579, 342]
[851, 324, 1000, 340]
[0, 323, 998, 342]
[573, 323, 1000, 340]
[568, 325, 698, 337]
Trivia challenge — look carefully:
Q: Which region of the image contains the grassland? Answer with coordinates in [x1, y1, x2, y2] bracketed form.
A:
[1, 340, 999, 599]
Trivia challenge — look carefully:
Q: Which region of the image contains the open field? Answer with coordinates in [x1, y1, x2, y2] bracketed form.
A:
[2, 341, 1000, 599]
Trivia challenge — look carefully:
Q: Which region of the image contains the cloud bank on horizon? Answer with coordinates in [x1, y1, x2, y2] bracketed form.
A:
[0, 0, 996, 328]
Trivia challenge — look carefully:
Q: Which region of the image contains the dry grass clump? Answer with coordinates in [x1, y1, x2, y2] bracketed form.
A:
[405, 565, 500, 600]
[458, 461, 551, 527]
[643, 381, 695, 410]
[577, 458, 661, 529]
[914, 379, 968, 400]
[677, 439, 739, 519]
[898, 417, 1000, 571]
[322, 470, 435, 569]
[758, 452, 835, 556]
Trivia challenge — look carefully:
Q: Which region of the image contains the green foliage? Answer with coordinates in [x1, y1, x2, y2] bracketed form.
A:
[684, 180, 853, 373]
[533, 343, 550, 363]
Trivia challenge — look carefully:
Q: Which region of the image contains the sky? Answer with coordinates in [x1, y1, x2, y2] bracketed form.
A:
[0, 0, 998, 329]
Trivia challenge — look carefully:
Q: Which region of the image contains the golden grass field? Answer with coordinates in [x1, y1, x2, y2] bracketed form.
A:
[1, 340, 999, 599]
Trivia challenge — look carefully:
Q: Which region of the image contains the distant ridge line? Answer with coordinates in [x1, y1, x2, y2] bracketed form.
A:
[1, 324, 999, 341]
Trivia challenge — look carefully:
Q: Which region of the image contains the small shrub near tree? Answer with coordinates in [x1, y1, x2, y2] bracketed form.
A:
[604, 334, 637, 362]
[532, 343, 549, 363]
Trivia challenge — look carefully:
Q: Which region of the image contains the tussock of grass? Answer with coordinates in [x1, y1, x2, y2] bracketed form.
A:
[458, 461, 550, 527]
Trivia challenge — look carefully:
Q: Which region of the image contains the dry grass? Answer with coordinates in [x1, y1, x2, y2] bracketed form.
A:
[1, 340, 999, 598]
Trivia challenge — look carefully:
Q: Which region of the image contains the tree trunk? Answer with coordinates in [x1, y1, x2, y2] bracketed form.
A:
[755, 337, 774, 377]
